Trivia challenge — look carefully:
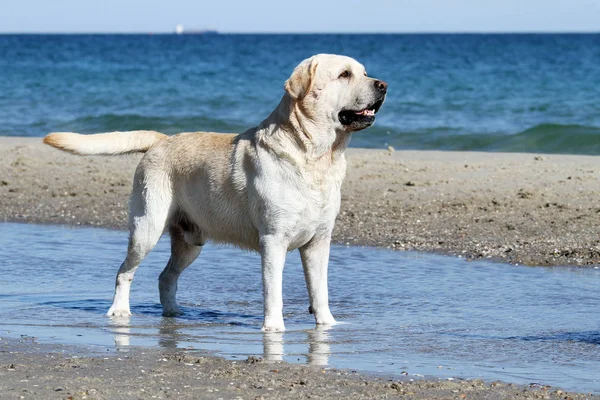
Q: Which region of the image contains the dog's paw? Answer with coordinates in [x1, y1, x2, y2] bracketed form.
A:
[262, 319, 286, 332]
[106, 306, 132, 317]
[162, 307, 183, 317]
[262, 325, 286, 332]
[315, 311, 337, 326]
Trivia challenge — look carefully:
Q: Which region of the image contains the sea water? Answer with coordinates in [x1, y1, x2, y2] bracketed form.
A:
[1, 34, 600, 154]
[0, 223, 599, 392]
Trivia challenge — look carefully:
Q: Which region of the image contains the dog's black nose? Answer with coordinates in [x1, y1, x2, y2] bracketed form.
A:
[374, 80, 388, 93]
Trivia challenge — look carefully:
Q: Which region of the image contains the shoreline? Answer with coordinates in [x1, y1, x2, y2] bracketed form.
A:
[2, 136, 600, 266]
[1, 336, 594, 400]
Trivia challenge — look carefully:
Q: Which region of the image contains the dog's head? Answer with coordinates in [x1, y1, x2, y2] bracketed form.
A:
[284, 54, 387, 133]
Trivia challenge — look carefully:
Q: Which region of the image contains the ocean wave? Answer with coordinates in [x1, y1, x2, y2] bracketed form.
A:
[504, 124, 600, 152]
[15, 116, 600, 156]
[363, 123, 600, 155]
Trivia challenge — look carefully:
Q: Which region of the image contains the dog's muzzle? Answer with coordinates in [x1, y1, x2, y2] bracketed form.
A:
[338, 80, 387, 131]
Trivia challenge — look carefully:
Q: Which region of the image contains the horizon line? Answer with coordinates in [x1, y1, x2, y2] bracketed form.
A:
[1, 30, 599, 35]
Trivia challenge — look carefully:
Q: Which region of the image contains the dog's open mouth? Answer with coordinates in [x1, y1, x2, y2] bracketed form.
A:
[338, 98, 384, 129]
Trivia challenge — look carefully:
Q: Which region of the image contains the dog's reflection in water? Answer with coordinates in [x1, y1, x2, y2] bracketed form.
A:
[157, 319, 182, 349]
[111, 320, 332, 366]
[108, 316, 131, 350]
[257, 326, 334, 366]
[262, 331, 284, 361]
[306, 326, 332, 366]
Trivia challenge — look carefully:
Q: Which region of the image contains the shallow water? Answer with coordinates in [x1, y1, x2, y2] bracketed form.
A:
[1, 222, 599, 392]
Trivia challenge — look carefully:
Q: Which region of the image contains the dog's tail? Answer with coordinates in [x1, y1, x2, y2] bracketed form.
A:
[43, 130, 168, 156]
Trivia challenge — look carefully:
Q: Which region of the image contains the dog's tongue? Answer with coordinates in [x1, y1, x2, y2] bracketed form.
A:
[355, 109, 375, 116]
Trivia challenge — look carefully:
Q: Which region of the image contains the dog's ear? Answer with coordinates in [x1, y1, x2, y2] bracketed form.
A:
[284, 58, 319, 100]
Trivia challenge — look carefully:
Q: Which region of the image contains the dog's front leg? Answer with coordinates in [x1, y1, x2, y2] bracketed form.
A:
[260, 236, 287, 332]
[300, 236, 337, 326]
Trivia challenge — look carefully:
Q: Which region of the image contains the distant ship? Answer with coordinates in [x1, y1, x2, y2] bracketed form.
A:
[175, 24, 218, 35]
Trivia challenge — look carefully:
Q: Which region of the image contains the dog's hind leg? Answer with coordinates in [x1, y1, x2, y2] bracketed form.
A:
[159, 224, 202, 316]
[107, 171, 172, 317]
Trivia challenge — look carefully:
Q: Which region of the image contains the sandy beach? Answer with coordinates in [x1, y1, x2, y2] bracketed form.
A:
[1, 136, 600, 399]
[2, 136, 600, 266]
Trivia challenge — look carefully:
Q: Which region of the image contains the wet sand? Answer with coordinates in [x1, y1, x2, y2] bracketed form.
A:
[2, 136, 600, 266]
[1, 337, 594, 400]
[1, 136, 600, 399]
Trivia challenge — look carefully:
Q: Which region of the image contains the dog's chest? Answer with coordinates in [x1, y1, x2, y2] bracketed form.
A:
[253, 150, 346, 249]
[282, 168, 344, 249]
[287, 196, 339, 250]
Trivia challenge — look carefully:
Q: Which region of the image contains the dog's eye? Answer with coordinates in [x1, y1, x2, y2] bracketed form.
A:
[338, 70, 351, 79]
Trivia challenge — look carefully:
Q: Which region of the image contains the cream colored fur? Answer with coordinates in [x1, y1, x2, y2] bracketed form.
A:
[44, 130, 167, 155]
[43, 54, 386, 332]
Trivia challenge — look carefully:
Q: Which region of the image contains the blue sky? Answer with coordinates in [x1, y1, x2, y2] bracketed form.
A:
[1, 0, 599, 33]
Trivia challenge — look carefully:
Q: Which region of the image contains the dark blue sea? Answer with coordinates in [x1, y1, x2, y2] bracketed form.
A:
[1, 34, 600, 154]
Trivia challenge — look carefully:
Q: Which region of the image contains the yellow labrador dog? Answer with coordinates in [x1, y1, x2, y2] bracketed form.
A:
[44, 54, 387, 332]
